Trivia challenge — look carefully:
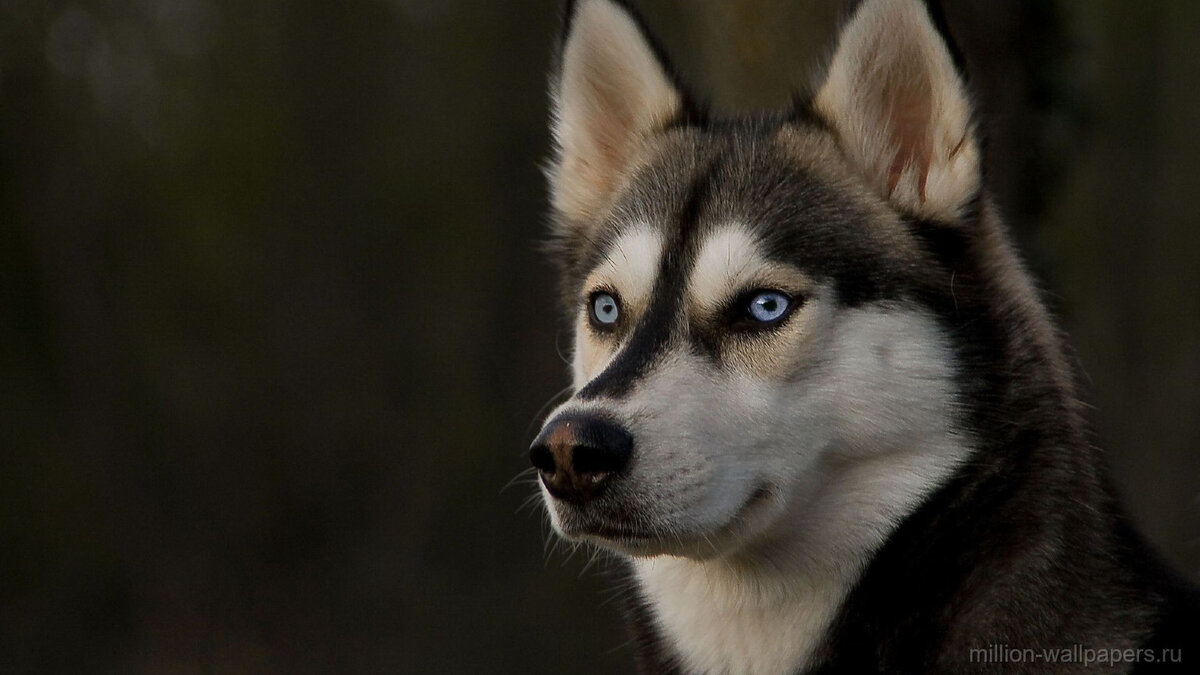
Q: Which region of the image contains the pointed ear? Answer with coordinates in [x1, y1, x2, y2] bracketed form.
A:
[815, 0, 980, 221]
[549, 0, 683, 224]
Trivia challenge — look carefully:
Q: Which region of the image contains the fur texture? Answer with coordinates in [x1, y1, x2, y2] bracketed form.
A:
[532, 1, 1200, 673]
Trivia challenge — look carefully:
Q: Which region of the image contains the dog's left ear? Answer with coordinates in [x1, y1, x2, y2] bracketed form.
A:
[549, 0, 683, 226]
[815, 0, 979, 222]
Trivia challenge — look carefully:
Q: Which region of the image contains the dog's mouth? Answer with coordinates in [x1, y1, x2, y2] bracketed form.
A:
[562, 484, 776, 554]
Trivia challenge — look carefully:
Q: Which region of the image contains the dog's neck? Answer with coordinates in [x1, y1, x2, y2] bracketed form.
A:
[630, 435, 970, 675]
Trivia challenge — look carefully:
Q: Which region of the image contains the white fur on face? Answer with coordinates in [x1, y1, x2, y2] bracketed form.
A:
[622, 306, 969, 675]
[816, 0, 979, 221]
[687, 224, 763, 312]
[585, 226, 664, 315]
[551, 0, 681, 223]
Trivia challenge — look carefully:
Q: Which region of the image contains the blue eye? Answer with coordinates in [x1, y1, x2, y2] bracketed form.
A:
[590, 292, 620, 326]
[746, 290, 791, 323]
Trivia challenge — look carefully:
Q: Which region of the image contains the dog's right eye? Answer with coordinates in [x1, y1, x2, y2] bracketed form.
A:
[724, 288, 799, 332]
[589, 292, 621, 328]
[747, 290, 791, 323]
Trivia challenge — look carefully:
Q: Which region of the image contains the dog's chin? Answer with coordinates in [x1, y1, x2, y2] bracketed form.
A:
[552, 484, 780, 559]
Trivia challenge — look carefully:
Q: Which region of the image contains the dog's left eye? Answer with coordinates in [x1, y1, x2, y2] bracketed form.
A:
[589, 291, 621, 328]
[746, 290, 791, 323]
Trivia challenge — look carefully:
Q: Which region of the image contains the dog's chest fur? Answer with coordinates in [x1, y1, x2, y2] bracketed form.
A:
[634, 557, 845, 675]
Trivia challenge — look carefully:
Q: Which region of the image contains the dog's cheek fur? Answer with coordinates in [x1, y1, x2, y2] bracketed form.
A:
[610, 300, 965, 532]
[625, 304, 970, 675]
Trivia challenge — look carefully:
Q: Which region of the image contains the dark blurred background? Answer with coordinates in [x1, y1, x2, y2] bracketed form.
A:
[1, 1, 1197, 673]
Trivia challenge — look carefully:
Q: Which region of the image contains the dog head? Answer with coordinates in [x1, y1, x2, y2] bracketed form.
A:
[532, 0, 982, 559]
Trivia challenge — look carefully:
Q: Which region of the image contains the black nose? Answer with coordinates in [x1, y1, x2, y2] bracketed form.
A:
[529, 414, 633, 504]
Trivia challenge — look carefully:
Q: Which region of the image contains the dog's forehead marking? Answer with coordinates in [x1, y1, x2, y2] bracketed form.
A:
[688, 224, 764, 311]
[585, 224, 664, 307]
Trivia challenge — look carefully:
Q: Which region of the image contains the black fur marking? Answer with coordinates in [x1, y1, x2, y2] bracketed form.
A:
[574, 291, 673, 401]
[789, 93, 832, 129]
[723, 152, 901, 308]
[576, 162, 718, 400]
[905, 220, 971, 275]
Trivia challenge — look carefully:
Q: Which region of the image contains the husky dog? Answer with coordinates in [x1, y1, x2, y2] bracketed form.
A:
[528, 0, 1199, 672]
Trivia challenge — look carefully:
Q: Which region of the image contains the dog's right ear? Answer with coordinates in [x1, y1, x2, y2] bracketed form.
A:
[548, 0, 683, 227]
